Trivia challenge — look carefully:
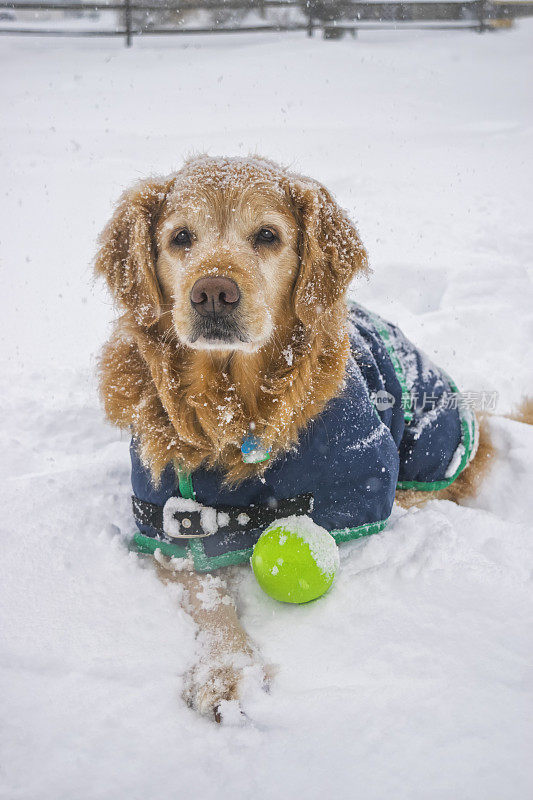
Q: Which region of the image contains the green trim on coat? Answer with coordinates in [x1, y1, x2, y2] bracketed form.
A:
[364, 309, 414, 423]
[396, 375, 476, 492]
[359, 305, 477, 492]
[132, 518, 389, 572]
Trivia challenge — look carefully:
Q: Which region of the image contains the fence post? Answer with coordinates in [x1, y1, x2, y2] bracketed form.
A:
[477, 0, 487, 31]
[305, 0, 313, 36]
[125, 0, 132, 46]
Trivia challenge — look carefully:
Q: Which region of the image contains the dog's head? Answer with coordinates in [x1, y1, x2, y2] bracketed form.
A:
[95, 156, 368, 351]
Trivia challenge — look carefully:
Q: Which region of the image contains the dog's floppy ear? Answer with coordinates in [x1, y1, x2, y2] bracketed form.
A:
[95, 177, 173, 327]
[285, 178, 368, 327]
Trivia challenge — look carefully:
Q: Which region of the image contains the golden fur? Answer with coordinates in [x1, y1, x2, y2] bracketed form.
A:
[96, 156, 367, 484]
[96, 155, 499, 502]
[506, 397, 533, 426]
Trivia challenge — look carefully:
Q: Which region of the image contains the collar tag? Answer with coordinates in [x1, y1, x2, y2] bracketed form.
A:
[241, 434, 271, 464]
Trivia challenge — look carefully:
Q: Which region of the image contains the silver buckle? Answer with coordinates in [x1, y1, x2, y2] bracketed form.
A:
[162, 496, 217, 539]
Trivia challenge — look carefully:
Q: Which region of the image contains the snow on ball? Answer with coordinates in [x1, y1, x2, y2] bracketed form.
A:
[251, 515, 339, 604]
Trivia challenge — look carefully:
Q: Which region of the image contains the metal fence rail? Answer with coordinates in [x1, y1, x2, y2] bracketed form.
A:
[0, 0, 530, 44]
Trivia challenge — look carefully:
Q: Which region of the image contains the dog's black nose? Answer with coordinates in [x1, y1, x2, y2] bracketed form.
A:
[190, 276, 240, 318]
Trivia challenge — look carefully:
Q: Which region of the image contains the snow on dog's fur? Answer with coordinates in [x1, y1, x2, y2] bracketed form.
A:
[95, 156, 367, 486]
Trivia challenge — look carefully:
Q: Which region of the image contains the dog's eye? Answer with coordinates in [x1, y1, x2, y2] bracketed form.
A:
[171, 228, 192, 248]
[255, 228, 278, 246]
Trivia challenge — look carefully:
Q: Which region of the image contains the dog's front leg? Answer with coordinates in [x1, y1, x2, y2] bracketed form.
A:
[155, 557, 267, 722]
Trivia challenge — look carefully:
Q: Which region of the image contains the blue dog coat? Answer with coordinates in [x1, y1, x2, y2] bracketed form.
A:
[131, 303, 477, 571]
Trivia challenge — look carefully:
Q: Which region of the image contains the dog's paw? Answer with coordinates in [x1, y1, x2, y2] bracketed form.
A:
[183, 662, 245, 722]
[182, 654, 270, 723]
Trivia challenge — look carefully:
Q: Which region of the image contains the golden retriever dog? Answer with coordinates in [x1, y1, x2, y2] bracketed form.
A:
[95, 155, 506, 722]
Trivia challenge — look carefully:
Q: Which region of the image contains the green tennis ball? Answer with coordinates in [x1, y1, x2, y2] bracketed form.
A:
[251, 515, 339, 604]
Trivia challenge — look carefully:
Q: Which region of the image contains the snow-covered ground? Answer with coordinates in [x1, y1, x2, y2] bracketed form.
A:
[1, 23, 533, 800]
